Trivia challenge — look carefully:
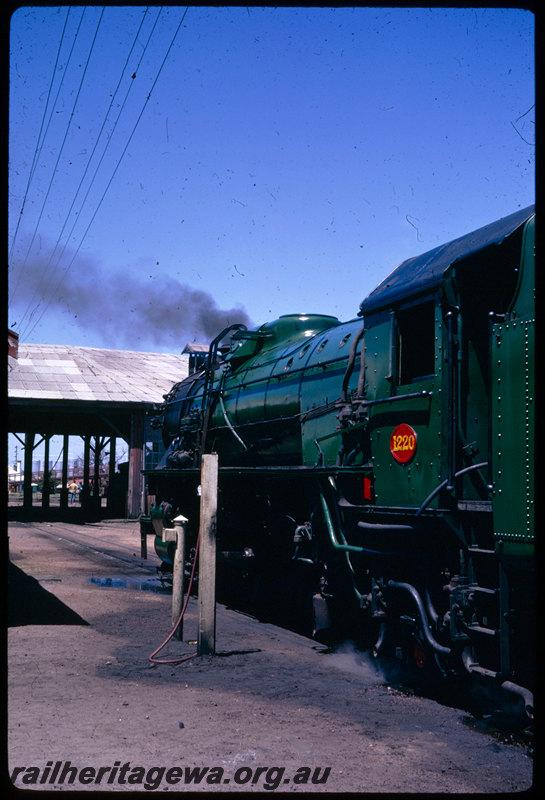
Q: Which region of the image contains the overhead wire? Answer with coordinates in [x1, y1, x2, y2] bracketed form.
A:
[15, 7, 106, 336]
[8, 6, 72, 272]
[20, 5, 190, 342]
[17, 7, 162, 343]
[9, 6, 84, 305]
[13, 8, 105, 336]
[17, 6, 155, 340]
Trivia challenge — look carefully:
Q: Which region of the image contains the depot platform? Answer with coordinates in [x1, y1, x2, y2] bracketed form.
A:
[7, 519, 533, 794]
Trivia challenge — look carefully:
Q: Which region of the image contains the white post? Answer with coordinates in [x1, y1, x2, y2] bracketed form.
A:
[171, 514, 188, 641]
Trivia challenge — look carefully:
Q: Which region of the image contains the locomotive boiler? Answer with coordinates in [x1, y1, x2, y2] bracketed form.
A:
[147, 205, 534, 715]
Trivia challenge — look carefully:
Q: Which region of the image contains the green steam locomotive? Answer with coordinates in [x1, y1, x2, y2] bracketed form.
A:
[148, 205, 534, 715]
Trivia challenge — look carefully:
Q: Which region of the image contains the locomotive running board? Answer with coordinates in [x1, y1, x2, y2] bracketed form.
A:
[143, 465, 370, 478]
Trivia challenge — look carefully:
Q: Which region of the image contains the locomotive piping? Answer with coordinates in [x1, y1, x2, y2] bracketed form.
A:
[340, 389, 433, 413]
[387, 580, 451, 656]
[199, 323, 247, 459]
[372, 622, 387, 657]
[461, 652, 534, 718]
[423, 587, 439, 626]
[319, 487, 367, 605]
[314, 439, 325, 466]
[340, 324, 365, 403]
[345, 445, 361, 465]
[218, 392, 249, 451]
[500, 681, 534, 720]
[415, 462, 488, 516]
[357, 521, 414, 532]
[319, 490, 365, 553]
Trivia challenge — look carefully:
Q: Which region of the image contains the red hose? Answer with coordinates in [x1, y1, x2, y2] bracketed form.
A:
[149, 529, 201, 664]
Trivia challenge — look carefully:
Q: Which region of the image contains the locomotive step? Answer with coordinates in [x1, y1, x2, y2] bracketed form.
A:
[464, 663, 499, 679]
[466, 623, 499, 637]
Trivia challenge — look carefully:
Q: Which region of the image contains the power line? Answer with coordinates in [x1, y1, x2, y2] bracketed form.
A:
[15, 7, 106, 333]
[9, 6, 81, 302]
[19, 7, 164, 341]
[8, 7, 72, 269]
[22, 6, 190, 342]
[17, 7, 154, 339]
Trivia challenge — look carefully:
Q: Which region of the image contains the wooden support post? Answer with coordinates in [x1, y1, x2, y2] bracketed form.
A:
[42, 434, 50, 508]
[23, 432, 35, 508]
[172, 515, 188, 641]
[140, 518, 148, 560]
[83, 435, 91, 509]
[93, 436, 101, 500]
[128, 414, 144, 519]
[60, 434, 69, 509]
[107, 437, 116, 513]
[197, 454, 218, 656]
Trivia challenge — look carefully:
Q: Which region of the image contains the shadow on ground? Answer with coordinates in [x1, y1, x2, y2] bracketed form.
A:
[8, 561, 88, 627]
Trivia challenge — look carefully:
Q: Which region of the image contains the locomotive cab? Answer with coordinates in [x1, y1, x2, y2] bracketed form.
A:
[346, 206, 535, 705]
[358, 206, 534, 516]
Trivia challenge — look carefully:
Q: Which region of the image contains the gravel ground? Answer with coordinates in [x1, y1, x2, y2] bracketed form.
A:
[7, 519, 534, 794]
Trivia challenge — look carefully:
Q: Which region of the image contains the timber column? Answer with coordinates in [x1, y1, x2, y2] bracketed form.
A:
[23, 432, 35, 509]
[197, 453, 218, 656]
[127, 412, 145, 519]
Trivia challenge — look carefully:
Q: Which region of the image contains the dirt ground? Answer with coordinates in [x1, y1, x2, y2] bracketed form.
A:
[7, 519, 534, 794]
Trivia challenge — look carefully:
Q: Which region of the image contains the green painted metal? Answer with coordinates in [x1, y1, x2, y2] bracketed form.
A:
[149, 209, 535, 702]
[156, 213, 535, 546]
[364, 303, 443, 508]
[207, 315, 362, 465]
[491, 218, 535, 556]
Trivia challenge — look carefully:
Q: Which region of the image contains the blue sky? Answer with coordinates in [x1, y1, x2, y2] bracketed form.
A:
[8, 5, 535, 355]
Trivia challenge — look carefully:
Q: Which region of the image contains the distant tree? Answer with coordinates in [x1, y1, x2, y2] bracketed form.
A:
[116, 444, 128, 466]
[37, 470, 56, 493]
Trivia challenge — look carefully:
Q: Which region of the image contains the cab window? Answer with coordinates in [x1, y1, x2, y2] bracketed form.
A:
[396, 301, 435, 384]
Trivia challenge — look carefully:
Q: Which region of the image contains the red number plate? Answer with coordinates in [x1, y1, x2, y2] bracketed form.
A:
[390, 423, 417, 463]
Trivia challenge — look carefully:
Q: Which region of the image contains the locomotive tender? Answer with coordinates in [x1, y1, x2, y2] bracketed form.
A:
[148, 205, 534, 714]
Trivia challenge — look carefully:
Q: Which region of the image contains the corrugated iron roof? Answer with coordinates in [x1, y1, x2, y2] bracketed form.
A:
[182, 343, 209, 354]
[8, 343, 189, 404]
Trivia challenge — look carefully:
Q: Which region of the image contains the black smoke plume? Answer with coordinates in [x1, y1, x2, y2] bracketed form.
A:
[10, 249, 255, 350]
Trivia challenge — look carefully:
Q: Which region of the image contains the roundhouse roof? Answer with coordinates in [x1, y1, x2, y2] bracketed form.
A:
[8, 343, 189, 404]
